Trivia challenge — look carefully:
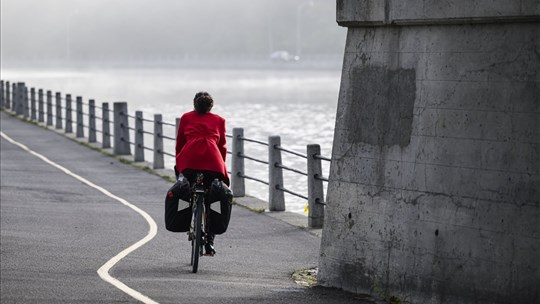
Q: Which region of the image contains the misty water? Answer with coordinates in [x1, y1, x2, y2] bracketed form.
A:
[2, 68, 340, 214]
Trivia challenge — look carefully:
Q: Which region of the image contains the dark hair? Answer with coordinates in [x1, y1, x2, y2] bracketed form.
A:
[193, 91, 213, 114]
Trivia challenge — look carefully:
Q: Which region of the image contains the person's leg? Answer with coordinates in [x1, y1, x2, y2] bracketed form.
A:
[201, 170, 223, 188]
[183, 169, 222, 255]
[204, 200, 216, 255]
[183, 169, 222, 188]
[181, 169, 197, 185]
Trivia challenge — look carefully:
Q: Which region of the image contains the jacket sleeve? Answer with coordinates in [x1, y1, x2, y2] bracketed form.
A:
[218, 118, 227, 161]
[175, 115, 186, 156]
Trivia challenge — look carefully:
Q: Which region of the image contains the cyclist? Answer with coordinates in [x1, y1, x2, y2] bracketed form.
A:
[175, 91, 231, 255]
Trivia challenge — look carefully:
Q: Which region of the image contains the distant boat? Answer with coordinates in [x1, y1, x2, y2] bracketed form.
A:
[269, 51, 299, 62]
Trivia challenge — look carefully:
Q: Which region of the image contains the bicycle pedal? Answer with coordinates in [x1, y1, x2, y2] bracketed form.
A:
[203, 252, 215, 257]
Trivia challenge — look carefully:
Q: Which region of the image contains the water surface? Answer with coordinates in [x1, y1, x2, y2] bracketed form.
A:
[2, 68, 340, 214]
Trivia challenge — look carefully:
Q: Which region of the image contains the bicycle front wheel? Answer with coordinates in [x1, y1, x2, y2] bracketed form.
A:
[191, 194, 203, 273]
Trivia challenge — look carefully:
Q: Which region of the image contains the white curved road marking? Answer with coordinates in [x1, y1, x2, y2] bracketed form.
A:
[1, 131, 159, 304]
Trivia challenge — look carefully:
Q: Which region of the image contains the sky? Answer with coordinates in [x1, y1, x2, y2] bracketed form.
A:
[0, 0, 347, 66]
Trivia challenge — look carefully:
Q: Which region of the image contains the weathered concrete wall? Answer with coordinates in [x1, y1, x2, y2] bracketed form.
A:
[319, 1, 540, 303]
[337, 0, 540, 26]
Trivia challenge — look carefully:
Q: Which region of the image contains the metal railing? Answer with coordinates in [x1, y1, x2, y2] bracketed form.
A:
[0, 80, 330, 228]
[228, 129, 329, 227]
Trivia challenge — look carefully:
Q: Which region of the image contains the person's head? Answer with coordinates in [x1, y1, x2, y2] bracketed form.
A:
[193, 91, 213, 114]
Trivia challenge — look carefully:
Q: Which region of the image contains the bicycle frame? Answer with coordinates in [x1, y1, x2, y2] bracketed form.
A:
[189, 172, 207, 273]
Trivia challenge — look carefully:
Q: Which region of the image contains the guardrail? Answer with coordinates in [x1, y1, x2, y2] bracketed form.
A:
[0, 80, 330, 228]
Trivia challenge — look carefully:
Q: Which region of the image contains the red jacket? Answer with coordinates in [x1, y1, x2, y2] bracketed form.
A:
[175, 111, 229, 185]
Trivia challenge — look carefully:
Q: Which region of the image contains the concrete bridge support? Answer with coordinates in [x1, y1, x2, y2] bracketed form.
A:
[319, 1, 539, 303]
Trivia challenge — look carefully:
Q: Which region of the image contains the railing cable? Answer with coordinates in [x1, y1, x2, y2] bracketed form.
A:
[239, 173, 269, 186]
[159, 134, 176, 141]
[276, 185, 308, 200]
[239, 153, 268, 165]
[275, 163, 307, 176]
[314, 154, 331, 162]
[275, 145, 307, 159]
[239, 136, 268, 146]
[315, 174, 329, 182]
[159, 121, 176, 127]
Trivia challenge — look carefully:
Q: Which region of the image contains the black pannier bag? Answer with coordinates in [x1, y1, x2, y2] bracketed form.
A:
[206, 179, 233, 235]
[164, 179, 192, 232]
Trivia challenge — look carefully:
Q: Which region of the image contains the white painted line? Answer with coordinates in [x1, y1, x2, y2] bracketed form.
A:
[1, 131, 159, 304]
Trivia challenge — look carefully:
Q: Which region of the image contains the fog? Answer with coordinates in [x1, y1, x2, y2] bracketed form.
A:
[1, 0, 346, 68]
[1, 0, 345, 210]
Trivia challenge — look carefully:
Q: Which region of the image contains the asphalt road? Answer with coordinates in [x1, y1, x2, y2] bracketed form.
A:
[0, 112, 369, 304]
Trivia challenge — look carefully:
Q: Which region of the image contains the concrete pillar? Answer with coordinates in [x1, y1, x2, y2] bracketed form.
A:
[0, 80, 4, 108]
[5, 81, 10, 109]
[113, 102, 130, 155]
[11, 83, 16, 111]
[134, 111, 144, 162]
[12, 83, 18, 114]
[268, 135, 285, 211]
[76, 96, 84, 138]
[102, 103, 111, 149]
[319, 2, 540, 304]
[14, 83, 19, 115]
[231, 128, 245, 197]
[153, 114, 164, 169]
[38, 89, 44, 123]
[30, 88, 36, 120]
[16, 82, 25, 116]
[174, 117, 180, 174]
[13, 83, 19, 115]
[9, 83, 15, 113]
[88, 100, 96, 143]
[307, 144, 324, 228]
[22, 85, 29, 118]
[65, 94, 72, 133]
[46, 91, 53, 126]
[55, 92, 63, 129]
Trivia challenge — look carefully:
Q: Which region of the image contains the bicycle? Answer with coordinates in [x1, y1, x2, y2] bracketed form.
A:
[189, 172, 208, 273]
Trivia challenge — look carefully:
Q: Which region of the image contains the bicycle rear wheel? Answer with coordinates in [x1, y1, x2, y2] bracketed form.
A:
[191, 195, 203, 273]
[190, 206, 195, 266]
[190, 239, 195, 266]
